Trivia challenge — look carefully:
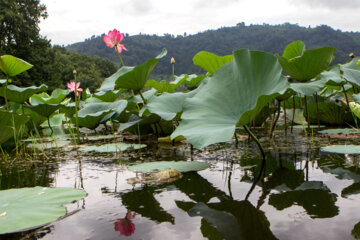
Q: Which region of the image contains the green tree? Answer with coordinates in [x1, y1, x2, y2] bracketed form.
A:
[0, 0, 53, 87]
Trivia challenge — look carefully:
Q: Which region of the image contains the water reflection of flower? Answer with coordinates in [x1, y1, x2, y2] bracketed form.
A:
[114, 210, 136, 236]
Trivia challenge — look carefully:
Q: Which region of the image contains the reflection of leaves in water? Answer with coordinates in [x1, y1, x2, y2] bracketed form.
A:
[352, 221, 360, 240]
[342, 182, 360, 197]
[201, 219, 223, 240]
[269, 181, 338, 218]
[173, 172, 229, 203]
[240, 154, 295, 180]
[265, 168, 304, 190]
[177, 200, 278, 240]
[120, 185, 174, 224]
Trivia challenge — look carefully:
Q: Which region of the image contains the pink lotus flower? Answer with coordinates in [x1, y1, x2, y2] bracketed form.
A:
[114, 210, 136, 236]
[103, 29, 128, 53]
[67, 81, 83, 96]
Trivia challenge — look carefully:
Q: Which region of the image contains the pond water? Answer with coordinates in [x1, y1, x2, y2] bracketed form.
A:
[1, 127, 360, 240]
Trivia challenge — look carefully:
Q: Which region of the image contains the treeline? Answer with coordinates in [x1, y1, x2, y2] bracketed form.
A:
[67, 23, 360, 77]
[0, 0, 117, 91]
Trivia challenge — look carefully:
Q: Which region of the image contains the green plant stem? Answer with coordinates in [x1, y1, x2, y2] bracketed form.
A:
[291, 96, 295, 133]
[283, 101, 287, 136]
[342, 85, 350, 110]
[4, 76, 9, 111]
[304, 96, 310, 131]
[115, 46, 125, 67]
[131, 90, 141, 111]
[74, 74, 80, 144]
[243, 125, 266, 161]
[139, 90, 147, 105]
[47, 117, 53, 136]
[315, 93, 320, 130]
[172, 64, 175, 81]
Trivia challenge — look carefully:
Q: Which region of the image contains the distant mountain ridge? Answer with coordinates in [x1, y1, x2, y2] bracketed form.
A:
[66, 23, 360, 77]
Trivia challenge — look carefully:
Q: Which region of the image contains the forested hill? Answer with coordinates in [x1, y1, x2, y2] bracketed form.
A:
[67, 23, 360, 76]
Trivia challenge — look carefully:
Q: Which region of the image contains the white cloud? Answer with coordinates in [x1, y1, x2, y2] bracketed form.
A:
[39, 0, 360, 45]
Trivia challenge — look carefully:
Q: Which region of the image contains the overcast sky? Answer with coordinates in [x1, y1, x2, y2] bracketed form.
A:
[39, 0, 360, 46]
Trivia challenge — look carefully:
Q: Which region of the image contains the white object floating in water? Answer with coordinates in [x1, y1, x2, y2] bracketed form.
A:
[0, 212, 7, 217]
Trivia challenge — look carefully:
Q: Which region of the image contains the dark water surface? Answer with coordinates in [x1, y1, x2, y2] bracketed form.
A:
[1, 128, 360, 240]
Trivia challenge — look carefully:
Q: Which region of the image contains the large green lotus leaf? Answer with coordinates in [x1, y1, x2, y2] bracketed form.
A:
[0, 187, 86, 234]
[321, 145, 360, 154]
[22, 108, 47, 126]
[276, 46, 336, 82]
[282, 40, 305, 60]
[79, 143, 146, 152]
[99, 49, 167, 91]
[171, 49, 289, 149]
[24, 104, 61, 118]
[318, 65, 345, 86]
[350, 102, 360, 119]
[60, 103, 76, 118]
[289, 79, 327, 96]
[141, 90, 198, 121]
[0, 55, 33, 77]
[0, 110, 29, 145]
[145, 74, 186, 93]
[78, 100, 127, 121]
[128, 161, 210, 173]
[0, 84, 48, 104]
[30, 88, 69, 105]
[133, 88, 157, 104]
[92, 89, 124, 102]
[340, 57, 360, 87]
[193, 51, 234, 75]
[76, 109, 114, 129]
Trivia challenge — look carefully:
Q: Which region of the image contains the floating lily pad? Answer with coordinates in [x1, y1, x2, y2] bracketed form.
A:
[27, 140, 71, 150]
[320, 145, 360, 154]
[318, 128, 360, 135]
[79, 143, 146, 152]
[128, 161, 210, 173]
[0, 187, 86, 234]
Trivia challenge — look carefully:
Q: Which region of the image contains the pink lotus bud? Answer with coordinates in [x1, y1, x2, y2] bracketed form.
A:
[170, 57, 175, 64]
[73, 69, 77, 75]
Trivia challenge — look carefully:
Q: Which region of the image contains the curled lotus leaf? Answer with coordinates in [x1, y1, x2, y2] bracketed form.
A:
[0, 84, 48, 104]
[276, 41, 336, 82]
[171, 49, 290, 149]
[99, 49, 167, 91]
[193, 51, 234, 75]
[0, 55, 33, 77]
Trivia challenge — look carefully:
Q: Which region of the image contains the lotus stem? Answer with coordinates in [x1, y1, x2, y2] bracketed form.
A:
[74, 72, 80, 144]
[269, 100, 281, 139]
[48, 117, 53, 136]
[315, 93, 320, 130]
[304, 96, 310, 132]
[234, 132, 239, 145]
[243, 125, 266, 161]
[283, 101, 287, 136]
[131, 90, 141, 111]
[291, 96, 295, 133]
[342, 85, 350, 110]
[172, 62, 175, 81]
[4, 76, 9, 111]
[139, 90, 147, 105]
[115, 46, 125, 67]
